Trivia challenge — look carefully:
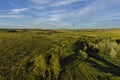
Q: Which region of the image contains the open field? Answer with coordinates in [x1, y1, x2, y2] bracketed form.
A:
[0, 29, 120, 80]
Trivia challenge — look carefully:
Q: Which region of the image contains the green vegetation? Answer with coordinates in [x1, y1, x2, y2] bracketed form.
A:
[0, 29, 120, 80]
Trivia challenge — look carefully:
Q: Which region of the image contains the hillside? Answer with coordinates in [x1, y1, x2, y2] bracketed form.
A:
[0, 29, 120, 80]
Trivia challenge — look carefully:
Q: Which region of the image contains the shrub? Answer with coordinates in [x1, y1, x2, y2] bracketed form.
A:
[50, 53, 60, 79]
[110, 48, 117, 58]
[7, 29, 17, 32]
[33, 54, 47, 78]
[79, 50, 88, 60]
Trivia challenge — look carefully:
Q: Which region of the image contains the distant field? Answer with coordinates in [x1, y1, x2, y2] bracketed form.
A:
[0, 29, 120, 39]
[0, 29, 120, 80]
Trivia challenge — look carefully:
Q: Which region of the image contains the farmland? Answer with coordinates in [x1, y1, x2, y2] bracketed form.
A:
[0, 29, 120, 80]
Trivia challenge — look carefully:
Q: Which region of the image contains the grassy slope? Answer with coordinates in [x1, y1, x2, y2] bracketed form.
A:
[0, 29, 120, 80]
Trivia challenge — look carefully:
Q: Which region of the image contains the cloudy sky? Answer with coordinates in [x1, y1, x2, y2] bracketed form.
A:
[0, 0, 120, 29]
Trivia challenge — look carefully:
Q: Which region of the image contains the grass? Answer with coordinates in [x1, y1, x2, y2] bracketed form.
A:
[0, 29, 120, 80]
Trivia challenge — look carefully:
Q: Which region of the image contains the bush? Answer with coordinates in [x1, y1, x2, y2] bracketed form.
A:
[79, 50, 88, 60]
[33, 54, 47, 78]
[50, 53, 60, 79]
[110, 48, 117, 58]
[7, 29, 17, 32]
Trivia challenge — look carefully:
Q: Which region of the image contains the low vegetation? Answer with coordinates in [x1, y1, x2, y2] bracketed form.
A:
[0, 29, 120, 80]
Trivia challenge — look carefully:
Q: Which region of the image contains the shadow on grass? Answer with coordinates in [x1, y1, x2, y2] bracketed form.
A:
[59, 54, 81, 79]
[86, 57, 120, 76]
[60, 54, 77, 67]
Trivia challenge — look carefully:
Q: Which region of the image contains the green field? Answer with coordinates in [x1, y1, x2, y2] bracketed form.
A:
[0, 29, 120, 80]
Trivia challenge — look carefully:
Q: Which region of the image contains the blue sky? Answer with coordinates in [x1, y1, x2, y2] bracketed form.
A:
[0, 0, 120, 29]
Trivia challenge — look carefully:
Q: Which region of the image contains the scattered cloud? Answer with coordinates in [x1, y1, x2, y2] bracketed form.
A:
[30, 0, 50, 4]
[34, 15, 59, 23]
[30, 0, 84, 10]
[0, 15, 23, 18]
[0, 8, 30, 18]
[0, 0, 120, 28]
[51, 0, 83, 7]
[9, 1, 17, 7]
[10, 8, 30, 14]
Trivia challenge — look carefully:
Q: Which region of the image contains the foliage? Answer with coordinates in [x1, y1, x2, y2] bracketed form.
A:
[33, 54, 47, 78]
[0, 29, 120, 80]
[79, 50, 88, 60]
[50, 53, 60, 79]
[110, 48, 117, 58]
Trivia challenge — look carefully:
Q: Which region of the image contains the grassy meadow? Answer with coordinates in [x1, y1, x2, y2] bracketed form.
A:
[0, 29, 120, 80]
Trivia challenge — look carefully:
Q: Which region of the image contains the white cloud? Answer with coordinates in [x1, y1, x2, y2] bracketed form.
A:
[92, 13, 120, 22]
[0, 8, 30, 18]
[34, 16, 59, 23]
[1, 0, 120, 29]
[29, 0, 120, 25]
[30, 0, 83, 5]
[50, 0, 120, 22]
[30, 0, 50, 4]
[30, 0, 84, 9]
[10, 8, 30, 14]
[77, 0, 120, 16]
[52, 0, 83, 7]
[0, 15, 23, 18]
